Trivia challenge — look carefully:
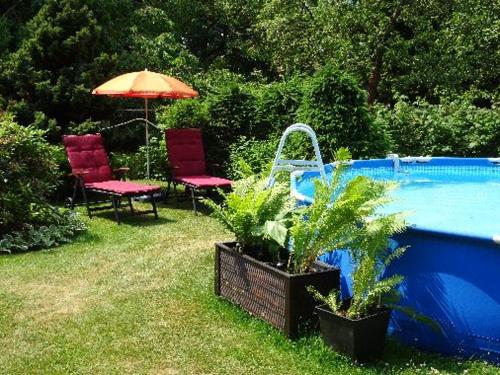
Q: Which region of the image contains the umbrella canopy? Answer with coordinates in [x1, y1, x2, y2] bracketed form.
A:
[92, 70, 198, 99]
[92, 69, 198, 178]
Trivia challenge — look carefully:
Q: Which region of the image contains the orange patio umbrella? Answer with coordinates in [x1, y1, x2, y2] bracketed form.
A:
[92, 69, 198, 178]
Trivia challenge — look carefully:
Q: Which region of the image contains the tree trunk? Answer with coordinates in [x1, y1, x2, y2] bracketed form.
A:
[367, 46, 384, 105]
[367, 7, 402, 106]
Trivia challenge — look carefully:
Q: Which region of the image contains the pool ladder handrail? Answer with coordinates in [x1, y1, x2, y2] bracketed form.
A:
[267, 123, 327, 187]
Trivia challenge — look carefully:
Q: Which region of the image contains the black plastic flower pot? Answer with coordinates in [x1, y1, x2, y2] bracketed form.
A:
[315, 303, 391, 362]
[214, 242, 340, 339]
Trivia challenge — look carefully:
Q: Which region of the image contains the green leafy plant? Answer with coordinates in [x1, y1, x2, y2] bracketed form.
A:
[0, 207, 87, 254]
[288, 148, 405, 275]
[298, 147, 412, 319]
[307, 217, 408, 319]
[228, 136, 279, 179]
[204, 170, 295, 263]
[0, 114, 61, 234]
[110, 137, 168, 180]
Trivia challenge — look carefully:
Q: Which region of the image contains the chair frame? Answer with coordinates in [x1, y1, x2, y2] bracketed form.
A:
[64, 134, 159, 224]
[69, 169, 158, 224]
[166, 165, 229, 214]
[164, 128, 231, 214]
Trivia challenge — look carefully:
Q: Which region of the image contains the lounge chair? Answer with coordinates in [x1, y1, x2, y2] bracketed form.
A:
[165, 128, 232, 214]
[64, 133, 160, 224]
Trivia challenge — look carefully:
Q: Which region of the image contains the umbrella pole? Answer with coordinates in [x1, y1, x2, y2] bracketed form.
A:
[145, 98, 150, 179]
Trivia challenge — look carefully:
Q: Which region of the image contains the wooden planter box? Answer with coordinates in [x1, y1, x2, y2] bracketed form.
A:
[214, 242, 340, 338]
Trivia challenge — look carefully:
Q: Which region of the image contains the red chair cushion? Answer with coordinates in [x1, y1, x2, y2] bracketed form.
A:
[85, 180, 161, 196]
[176, 175, 232, 188]
[63, 134, 113, 183]
[165, 128, 206, 177]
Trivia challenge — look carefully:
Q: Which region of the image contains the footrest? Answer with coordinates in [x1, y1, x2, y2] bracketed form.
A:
[85, 180, 161, 195]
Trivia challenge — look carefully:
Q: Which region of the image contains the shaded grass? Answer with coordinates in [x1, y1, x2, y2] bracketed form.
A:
[0, 198, 499, 374]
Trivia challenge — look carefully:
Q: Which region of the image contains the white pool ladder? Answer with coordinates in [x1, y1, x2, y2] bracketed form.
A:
[267, 123, 327, 187]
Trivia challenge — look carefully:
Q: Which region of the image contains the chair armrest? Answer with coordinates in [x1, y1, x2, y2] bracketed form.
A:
[169, 164, 181, 179]
[207, 162, 222, 176]
[69, 169, 89, 178]
[68, 169, 88, 185]
[113, 167, 130, 180]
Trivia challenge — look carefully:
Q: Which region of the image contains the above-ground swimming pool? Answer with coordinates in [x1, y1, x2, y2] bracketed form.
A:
[291, 157, 500, 362]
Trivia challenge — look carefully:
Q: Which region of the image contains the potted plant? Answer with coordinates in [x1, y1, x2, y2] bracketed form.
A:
[207, 148, 413, 340]
[305, 160, 410, 362]
[205, 170, 340, 338]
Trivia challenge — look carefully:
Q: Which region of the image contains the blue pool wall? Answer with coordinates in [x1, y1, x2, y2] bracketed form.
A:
[293, 157, 500, 362]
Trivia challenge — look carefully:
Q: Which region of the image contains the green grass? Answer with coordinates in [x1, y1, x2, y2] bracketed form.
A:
[0, 198, 499, 374]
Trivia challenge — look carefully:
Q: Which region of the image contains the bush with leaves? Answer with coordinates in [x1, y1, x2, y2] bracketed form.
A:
[297, 64, 390, 160]
[110, 137, 168, 180]
[204, 171, 295, 263]
[227, 136, 279, 179]
[157, 99, 209, 131]
[252, 78, 304, 139]
[0, 115, 61, 233]
[377, 96, 500, 157]
[204, 83, 257, 168]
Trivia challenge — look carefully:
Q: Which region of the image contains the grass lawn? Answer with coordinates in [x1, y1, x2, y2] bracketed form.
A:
[0, 197, 499, 374]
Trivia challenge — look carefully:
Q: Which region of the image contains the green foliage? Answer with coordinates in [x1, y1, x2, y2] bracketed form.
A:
[288, 148, 406, 277]
[259, 0, 499, 103]
[297, 65, 390, 160]
[0, 0, 119, 129]
[306, 285, 341, 314]
[204, 173, 295, 261]
[301, 149, 408, 318]
[377, 97, 500, 156]
[157, 99, 209, 131]
[252, 78, 304, 138]
[228, 136, 279, 179]
[0, 114, 61, 233]
[0, 208, 87, 254]
[204, 82, 257, 166]
[110, 137, 168, 180]
[0, 0, 197, 133]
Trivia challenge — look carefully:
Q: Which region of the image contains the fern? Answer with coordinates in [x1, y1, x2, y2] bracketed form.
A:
[203, 169, 296, 262]
[297, 148, 425, 321]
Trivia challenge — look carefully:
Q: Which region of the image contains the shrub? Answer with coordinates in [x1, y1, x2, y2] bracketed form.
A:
[0, 115, 61, 233]
[288, 148, 406, 275]
[253, 78, 304, 138]
[157, 99, 209, 130]
[204, 82, 257, 168]
[228, 136, 279, 179]
[110, 136, 168, 180]
[377, 97, 500, 157]
[204, 173, 295, 263]
[297, 64, 390, 160]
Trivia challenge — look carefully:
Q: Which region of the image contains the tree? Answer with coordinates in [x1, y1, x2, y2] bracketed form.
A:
[258, 0, 499, 104]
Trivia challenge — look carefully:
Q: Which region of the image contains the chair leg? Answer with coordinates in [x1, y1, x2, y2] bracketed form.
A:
[190, 187, 197, 215]
[151, 193, 158, 219]
[70, 179, 79, 210]
[81, 185, 92, 218]
[166, 180, 171, 202]
[111, 195, 121, 224]
[174, 183, 179, 205]
[127, 197, 134, 213]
